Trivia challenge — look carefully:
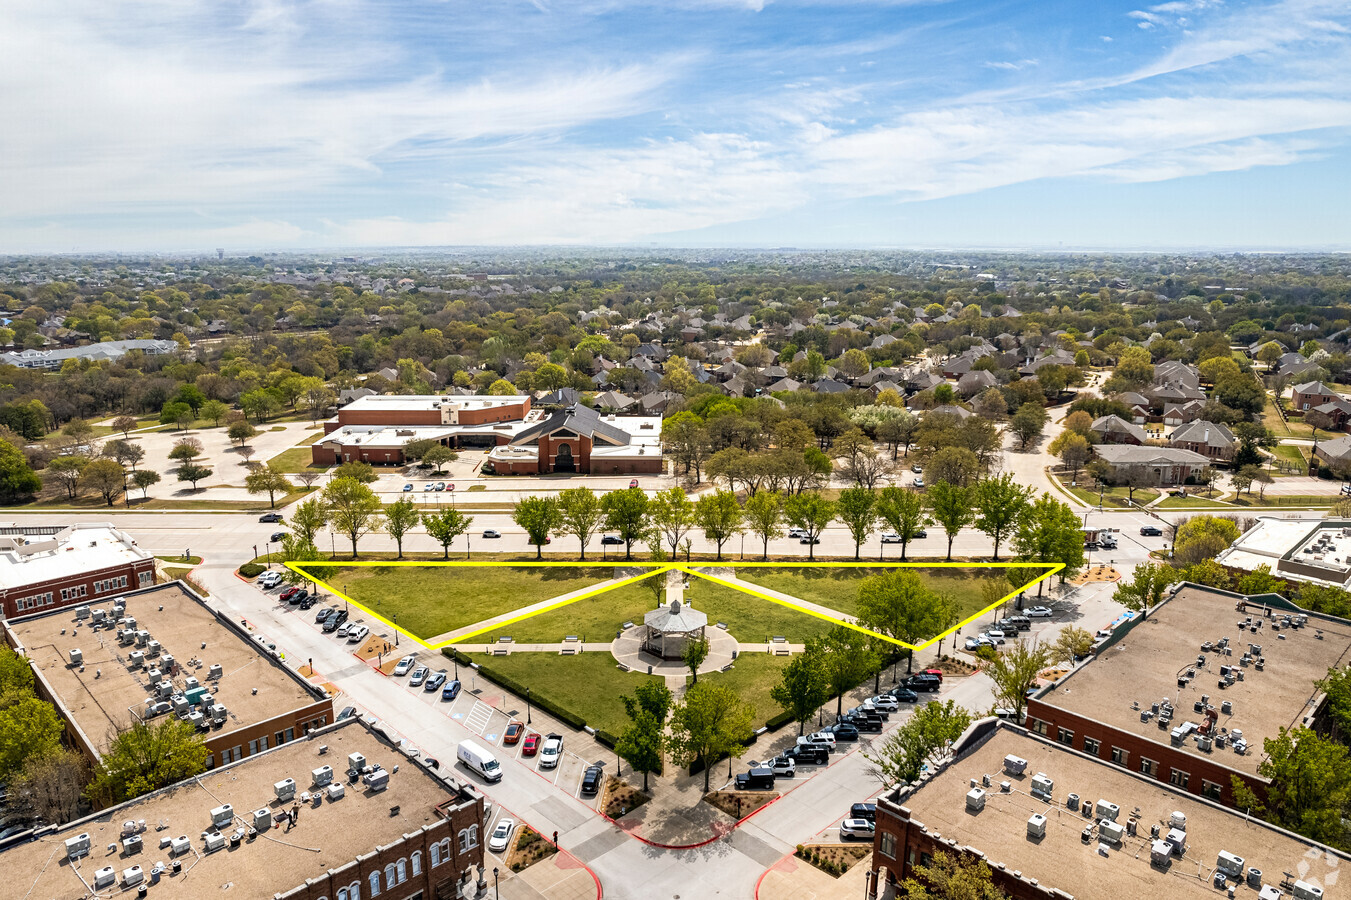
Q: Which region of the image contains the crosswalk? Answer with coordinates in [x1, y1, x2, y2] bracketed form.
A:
[464, 700, 493, 735]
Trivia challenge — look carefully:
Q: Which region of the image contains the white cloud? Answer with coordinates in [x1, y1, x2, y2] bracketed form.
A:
[984, 59, 1039, 71]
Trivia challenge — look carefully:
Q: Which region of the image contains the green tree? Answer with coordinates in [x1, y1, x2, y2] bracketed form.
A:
[926, 446, 980, 488]
[46, 454, 88, 499]
[201, 399, 229, 427]
[323, 476, 384, 558]
[240, 388, 282, 423]
[513, 496, 561, 559]
[159, 400, 192, 429]
[927, 482, 973, 561]
[227, 419, 258, 448]
[682, 634, 710, 683]
[289, 497, 329, 547]
[130, 469, 160, 501]
[1238, 564, 1288, 596]
[903, 851, 1011, 900]
[0, 697, 64, 779]
[1050, 626, 1095, 666]
[856, 570, 938, 673]
[1114, 560, 1172, 621]
[616, 681, 672, 792]
[973, 474, 1031, 561]
[865, 700, 973, 787]
[103, 438, 145, 471]
[986, 639, 1052, 722]
[876, 485, 928, 561]
[649, 487, 696, 559]
[423, 444, 457, 474]
[1009, 401, 1049, 449]
[601, 487, 650, 560]
[86, 718, 208, 806]
[1012, 494, 1086, 588]
[818, 626, 876, 716]
[332, 460, 377, 483]
[384, 497, 421, 559]
[1231, 727, 1351, 850]
[836, 486, 878, 560]
[669, 681, 756, 792]
[244, 464, 292, 508]
[1050, 431, 1092, 482]
[743, 490, 784, 560]
[557, 487, 604, 560]
[167, 437, 203, 464]
[770, 647, 829, 735]
[785, 491, 834, 561]
[112, 414, 139, 437]
[175, 462, 212, 491]
[694, 490, 743, 561]
[1175, 515, 1240, 565]
[423, 507, 474, 559]
[79, 458, 125, 506]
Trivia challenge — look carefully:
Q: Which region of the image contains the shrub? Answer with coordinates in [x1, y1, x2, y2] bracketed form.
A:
[239, 563, 265, 578]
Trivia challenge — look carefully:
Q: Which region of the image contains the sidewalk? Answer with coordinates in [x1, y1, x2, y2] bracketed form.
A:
[494, 850, 601, 900]
[756, 851, 871, 899]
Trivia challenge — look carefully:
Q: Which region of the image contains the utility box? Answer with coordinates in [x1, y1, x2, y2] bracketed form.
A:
[1099, 820, 1125, 845]
[210, 804, 233, 828]
[1031, 773, 1054, 797]
[363, 769, 389, 792]
[252, 808, 272, 830]
[966, 788, 986, 811]
[274, 778, 296, 803]
[1027, 813, 1046, 838]
[312, 765, 333, 787]
[1095, 800, 1120, 822]
[1003, 755, 1027, 776]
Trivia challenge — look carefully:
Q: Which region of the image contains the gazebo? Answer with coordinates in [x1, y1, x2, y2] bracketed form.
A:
[642, 599, 707, 660]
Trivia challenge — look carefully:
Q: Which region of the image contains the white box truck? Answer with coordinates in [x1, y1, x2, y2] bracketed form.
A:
[457, 740, 502, 783]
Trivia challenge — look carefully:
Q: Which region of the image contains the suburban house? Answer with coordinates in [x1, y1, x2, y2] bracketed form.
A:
[1168, 420, 1238, 461]
[1093, 445, 1209, 486]
[1090, 415, 1147, 445]
[1293, 381, 1341, 411]
[1162, 399, 1206, 426]
[1314, 435, 1351, 470]
[1310, 395, 1351, 430]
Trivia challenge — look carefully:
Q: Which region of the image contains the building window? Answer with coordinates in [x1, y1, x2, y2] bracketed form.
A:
[248, 737, 269, 755]
[1202, 780, 1223, 800]
[1028, 718, 1048, 736]
[1140, 758, 1156, 777]
[1057, 727, 1074, 746]
[411, 851, 421, 876]
[369, 871, 381, 896]
[396, 859, 407, 884]
[879, 831, 896, 860]
[1082, 737, 1100, 756]
[1169, 769, 1189, 789]
[276, 731, 285, 747]
[139, 572, 152, 585]
[285, 727, 294, 742]
[1110, 747, 1128, 766]
[459, 826, 478, 852]
[384, 864, 396, 890]
[430, 844, 440, 867]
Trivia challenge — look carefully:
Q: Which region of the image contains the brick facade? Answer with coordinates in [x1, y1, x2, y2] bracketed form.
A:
[1, 557, 157, 619]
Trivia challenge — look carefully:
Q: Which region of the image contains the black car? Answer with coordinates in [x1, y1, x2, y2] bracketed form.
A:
[846, 706, 886, 724]
[913, 528, 927, 539]
[298, 597, 316, 610]
[735, 767, 776, 791]
[782, 745, 829, 765]
[838, 714, 882, 733]
[886, 688, 919, 703]
[1140, 525, 1163, 536]
[332, 609, 350, 625]
[259, 512, 283, 523]
[316, 607, 337, 623]
[827, 723, 860, 742]
[286, 589, 309, 605]
[600, 535, 624, 545]
[580, 765, 604, 795]
[850, 802, 877, 822]
[270, 531, 286, 542]
[337, 706, 358, 721]
[905, 674, 941, 693]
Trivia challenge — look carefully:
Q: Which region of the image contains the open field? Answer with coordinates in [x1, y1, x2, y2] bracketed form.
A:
[268, 430, 327, 474]
[1058, 478, 1159, 508]
[734, 567, 995, 618]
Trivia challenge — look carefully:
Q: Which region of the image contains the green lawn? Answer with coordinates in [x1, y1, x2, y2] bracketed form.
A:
[268, 431, 326, 474]
[1060, 479, 1159, 508]
[1155, 496, 1233, 509]
[1226, 495, 1340, 508]
[700, 652, 790, 729]
[734, 567, 993, 618]
[333, 565, 615, 639]
[1273, 444, 1310, 466]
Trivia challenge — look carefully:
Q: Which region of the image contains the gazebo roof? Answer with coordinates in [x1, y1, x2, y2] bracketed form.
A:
[643, 599, 707, 633]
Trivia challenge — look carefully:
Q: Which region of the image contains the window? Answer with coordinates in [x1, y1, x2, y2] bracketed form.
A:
[459, 826, 478, 852]
[396, 859, 407, 884]
[1110, 747, 1128, 766]
[1029, 719, 1048, 736]
[1169, 769, 1189, 789]
[276, 731, 285, 747]
[369, 871, 381, 896]
[430, 844, 440, 867]
[285, 727, 294, 742]
[248, 737, 269, 755]
[1202, 780, 1223, 800]
[384, 864, 396, 890]
[1082, 737, 1100, 756]
[411, 851, 421, 876]
[1057, 727, 1074, 746]
[1140, 758, 1157, 777]
[139, 571, 152, 585]
[879, 832, 896, 860]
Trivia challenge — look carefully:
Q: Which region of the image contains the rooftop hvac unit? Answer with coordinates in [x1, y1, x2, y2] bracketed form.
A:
[122, 865, 144, 887]
[1198, 735, 1213, 752]
[1170, 811, 1187, 830]
[128, 651, 144, 669]
[1031, 774, 1054, 797]
[312, 766, 333, 787]
[1066, 792, 1080, 810]
[156, 681, 173, 699]
[1221, 700, 1233, 715]
[65, 833, 91, 859]
[1294, 881, 1325, 900]
[76, 605, 90, 619]
[1217, 851, 1245, 878]
[185, 687, 207, 706]
[120, 820, 144, 838]
[1094, 800, 1120, 822]
[93, 866, 115, 889]
[170, 835, 191, 856]
[1166, 828, 1187, 856]
[121, 834, 142, 855]
[1248, 869, 1264, 889]
[326, 783, 345, 801]
[252, 808, 272, 830]
[171, 697, 189, 717]
[69, 648, 82, 666]
[147, 667, 162, 683]
[188, 711, 206, 730]
[274, 778, 296, 802]
[183, 677, 199, 691]
[1003, 755, 1027, 776]
[208, 664, 222, 680]
[136, 631, 149, 647]
[124, 617, 135, 630]
[91, 608, 106, 623]
[120, 629, 135, 645]
[1027, 814, 1047, 839]
[363, 769, 389, 792]
[348, 753, 367, 775]
[965, 788, 986, 811]
[147, 641, 160, 657]
[202, 831, 225, 853]
[1151, 840, 1173, 867]
[210, 804, 233, 828]
[1261, 887, 1285, 900]
[210, 704, 227, 723]
[1099, 820, 1125, 845]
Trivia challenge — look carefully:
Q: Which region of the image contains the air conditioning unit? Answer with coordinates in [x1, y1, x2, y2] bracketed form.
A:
[1027, 813, 1046, 838]
[1294, 881, 1325, 900]
[210, 804, 233, 828]
[274, 778, 296, 802]
[1166, 828, 1187, 856]
[128, 651, 145, 669]
[122, 865, 144, 887]
[69, 648, 83, 666]
[252, 808, 272, 830]
[188, 711, 206, 730]
[90, 608, 106, 623]
[183, 677, 200, 691]
[1099, 820, 1124, 845]
[965, 788, 986, 812]
[1169, 811, 1187, 830]
[312, 765, 333, 787]
[1003, 755, 1027, 776]
[65, 833, 91, 859]
[170, 835, 191, 856]
[210, 704, 227, 724]
[202, 831, 224, 853]
[348, 752, 367, 775]
[93, 867, 115, 889]
[1094, 800, 1120, 822]
[1150, 840, 1173, 867]
[121, 835, 142, 855]
[135, 630, 149, 647]
[363, 769, 389, 792]
[208, 664, 222, 680]
[1216, 851, 1245, 878]
[326, 783, 345, 801]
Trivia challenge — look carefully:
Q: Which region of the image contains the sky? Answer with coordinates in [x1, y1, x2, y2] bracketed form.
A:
[1, 0, 1349, 252]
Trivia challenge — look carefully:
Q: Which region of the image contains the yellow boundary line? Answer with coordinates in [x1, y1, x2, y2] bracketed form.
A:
[288, 560, 1062, 653]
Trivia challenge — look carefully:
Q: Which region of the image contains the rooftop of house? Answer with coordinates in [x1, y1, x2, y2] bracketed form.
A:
[1036, 585, 1351, 778]
[5, 583, 323, 755]
[0, 524, 152, 592]
[889, 724, 1346, 900]
[0, 718, 481, 900]
[338, 394, 530, 413]
[1092, 445, 1208, 466]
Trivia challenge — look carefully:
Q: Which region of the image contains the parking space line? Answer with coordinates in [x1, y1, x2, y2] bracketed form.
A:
[464, 700, 493, 736]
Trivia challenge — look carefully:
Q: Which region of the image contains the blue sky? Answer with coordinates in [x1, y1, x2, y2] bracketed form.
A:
[2, 0, 1349, 251]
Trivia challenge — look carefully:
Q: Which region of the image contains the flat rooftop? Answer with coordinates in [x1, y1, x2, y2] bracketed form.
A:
[0, 523, 152, 591]
[896, 725, 1348, 900]
[6, 583, 320, 754]
[340, 394, 530, 412]
[0, 719, 478, 900]
[1218, 518, 1351, 589]
[1038, 585, 1350, 778]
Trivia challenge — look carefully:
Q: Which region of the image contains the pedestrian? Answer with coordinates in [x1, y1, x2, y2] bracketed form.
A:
[552, 831, 558, 846]
[292, 803, 300, 826]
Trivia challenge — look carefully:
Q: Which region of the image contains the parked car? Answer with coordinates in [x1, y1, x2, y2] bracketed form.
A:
[836, 716, 878, 734]
[979, 632, 1006, 646]
[840, 818, 875, 840]
[768, 756, 796, 777]
[880, 532, 903, 543]
[424, 484, 435, 491]
[871, 695, 899, 712]
[905, 674, 941, 692]
[886, 687, 919, 703]
[331, 608, 349, 626]
[539, 734, 563, 768]
[298, 596, 316, 610]
[424, 671, 447, 692]
[393, 655, 417, 676]
[965, 636, 996, 651]
[913, 528, 928, 538]
[827, 723, 860, 742]
[287, 589, 309, 605]
[409, 666, 428, 687]
[337, 706, 357, 721]
[269, 530, 286, 542]
[323, 616, 342, 632]
[781, 744, 829, 765]
[488, 818, 514, 853]
[258, 571, 283, 589]
[259, 512, 283, 523]
[797, 731, 837, 751]
[735, 767, 776, 791]
[911, 464, 923, 474]
[435, 482, 446, 491]
[600, 535, 624, 545]
[1026, 606, 1054, 618]
[421, 757, 440, 770]
[403, 483, 414, 492]
[999, 616, 1032, 632]
[522, 733, 541, 756]
[280, 586, 303, 603]
[787, 527, 808, 538]
[315, 606, 337, 624]
[335, 621, 353, 638]
[441, 679, 461, 701]
[580, 765, 603, 794]
[629, 479, 640, 488]
[504, 721, 525, 745]
[346, 624, 369, 644]
[482, 529, 501, 539]
[1140, 525, 1163, 536]
[799, 536, 821, 545]
[850, 802, 877, 822]
[912, 477, 925, 488]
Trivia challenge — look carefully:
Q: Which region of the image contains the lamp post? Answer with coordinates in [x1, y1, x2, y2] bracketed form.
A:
[493, 867, 499, 900]
[394, 613, 399, 647]
[526, 687, 532, 725]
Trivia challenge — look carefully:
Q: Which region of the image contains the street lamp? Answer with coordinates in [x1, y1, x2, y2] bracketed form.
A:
[394, 613, 399, 647]
[493, 867, 499, 900]
[526, 687, 532, 724]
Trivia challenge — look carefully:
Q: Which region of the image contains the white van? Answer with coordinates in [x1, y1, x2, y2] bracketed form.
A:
[457, 740, 502, 783]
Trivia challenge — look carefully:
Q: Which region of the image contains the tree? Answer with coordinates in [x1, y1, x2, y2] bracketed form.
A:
[986, 639, 1051, 722]
[424, 508, 474, 559]
[903, 851, 1011, 900]
[200, 400, 228, 427]
[649, 487, 696, 559]
[332, 460, 377, 483]
[836, 486, 878, 560]
[1051, 626, 1095, 665]
[168, 437, 203, 464]
[856, 570, 939, 673]
[1230, 466, 1254, 497]
[128, 469, 159, 501]
[743, 490, 784, 560]
[770, 648, 829, 735]
[971, 387, 1008, 422]
[244, 464, 292, 508]
[927, 482, 973, 561]
[833, 428, 888, 489]
[926, 446, 980, 488]
[865, 700, 973, 787]
[323, 476, 384, 558]
[240, 388, 282, 423]
[295, 467, 323, 490]
[1050, 431, 1092, 482]
[1012, 494, 1086, 588]
[1175, 515, 1240, 564]
[175, 462, 212, 491]
[227, 419, 258, 448]
[112, 414, 139, 437]
[86, 718, 208, 806]
[875, 485, 928, 561]
[423, 445, 457, 474]
[79, 458, 125, 506]
[0, 697, 64, 780]
[818, 626, 876, 715]
[662, 412, 711, 483]
[384, 498, 420, 559]
[1256, 340, 1285, 368]
[160, 400, 192, 429]
[289, 496, 329, 547]
[669, 681, 755, 792]
[15, 749, 87, 826]
[973, 474, 1031, 561]
[785, 491, 834, 561]
[557, 487, 604, 560]
[877, 410, 920, 459]
[1009, 402, 1048, 449]
[616, 681, 672, 792]
[682, 634, 709, 683]
[103, 438, 145, 471]
[1231, 727, 1351, 850]
[1238, 563, 1288, 596]
[694, 490, 742, 561]
[601, 488, 650, 560]
[1114, 560, 1171, 621]
[513, 496, 561, 559]
[46, 454, 88, 499]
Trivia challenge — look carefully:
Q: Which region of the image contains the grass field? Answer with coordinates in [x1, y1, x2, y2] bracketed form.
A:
[734, 567, 995, 618]
[467, 651, 661, 736]
[1059, 478, 1159, 508]
[268, 431, 327, 474]
[333, 565, 615, 639]
[1155, 496, 1233, 509]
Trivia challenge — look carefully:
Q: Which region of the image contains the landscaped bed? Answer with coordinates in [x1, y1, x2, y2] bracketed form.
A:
[505, 825, 557, 873]
[705, 789, 777, 820]
[795, 843, 871, 877]
[601, 776, 650, 819]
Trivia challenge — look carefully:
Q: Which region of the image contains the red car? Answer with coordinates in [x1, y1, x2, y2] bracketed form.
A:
[521, 733, 541, 756]
[629, 479, 639, 488]
[504, 721, 525, 745]
[280, 586, 302, 602]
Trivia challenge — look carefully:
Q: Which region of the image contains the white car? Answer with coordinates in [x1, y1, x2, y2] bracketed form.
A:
[840, 818, 875, 840]
[347, 624, 370, 644]
[257, 571, 283, 589]
[985, 629, 1006, 641]
[796, 731, 837, 751]
[539, 735, 563, 769]
[393, 655, 417, 676]
[871, 695, 899, 712]
[979, 631, 1006, 646]
[880, 533, 903, 543]
[409, 666, 428, 687]
[787, 526, 809, 538]
[482, 529, 501, 539]
[1026, 606, 1054, 618]
[965, 637, 995, 651]
[488, 818, 514, 853]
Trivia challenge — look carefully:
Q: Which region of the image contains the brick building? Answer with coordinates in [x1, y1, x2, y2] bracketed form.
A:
[313, 395, 533, 465]
[1024, 583, 1346, 809]
[4, 582, 333, 770]
[1092, 445, 1208, 486]
[485, 404, 663, 475]
[0, 523, 156, 619]
[0, 717, 488, 900]
[868, 722, 1347, 900]
[1292, 380, 1341, 412]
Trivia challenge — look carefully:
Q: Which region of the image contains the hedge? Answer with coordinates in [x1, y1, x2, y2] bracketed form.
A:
[440, 648, 588, 731]
[238, 562, 265, 578]
[764, 710, 796, 732]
